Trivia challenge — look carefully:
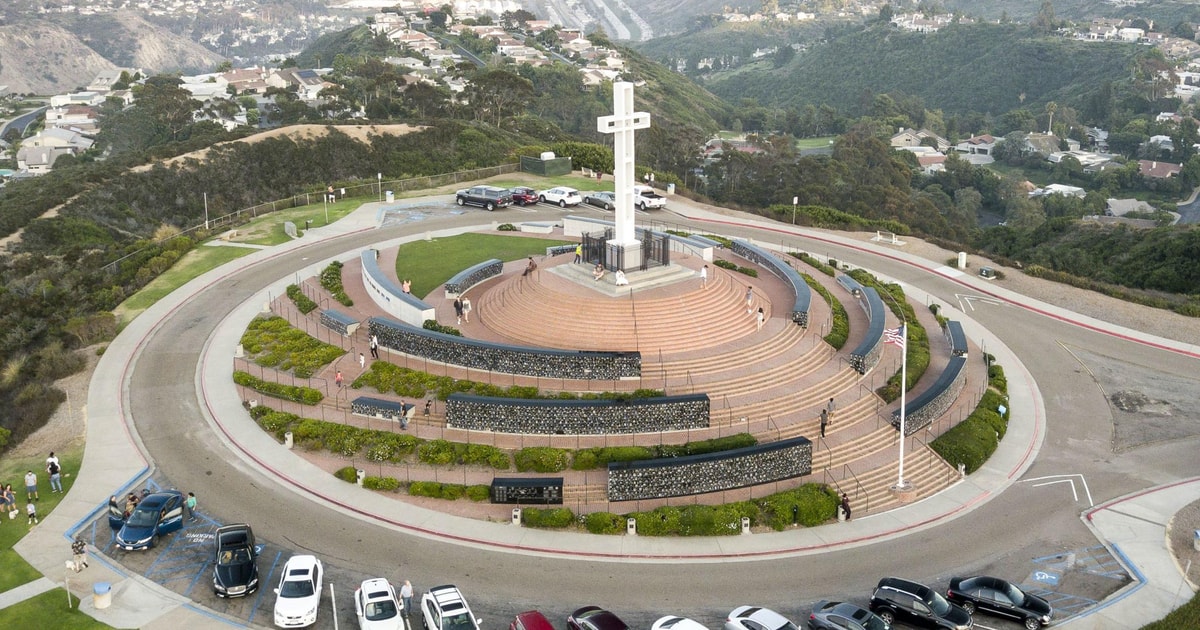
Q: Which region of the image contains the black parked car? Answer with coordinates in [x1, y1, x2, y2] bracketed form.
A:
[213, 524, 259, 598]
[567, 606, 629, 630]
[869, 577, 972, 630]
[454, 185, 512, 211]
[947, 576, 1051, 629]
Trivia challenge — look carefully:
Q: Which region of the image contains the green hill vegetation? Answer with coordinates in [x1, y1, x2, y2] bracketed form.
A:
[704, 22, 1139, 116]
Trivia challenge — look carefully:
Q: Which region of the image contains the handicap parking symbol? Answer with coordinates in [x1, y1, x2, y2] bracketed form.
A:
[1030, 570, 1060, 586]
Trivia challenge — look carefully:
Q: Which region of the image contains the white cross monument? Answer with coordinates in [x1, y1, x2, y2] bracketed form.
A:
[598, 81, 650, 270]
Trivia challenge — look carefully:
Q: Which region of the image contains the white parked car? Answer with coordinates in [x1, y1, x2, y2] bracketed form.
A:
[538, 186, 583, 207]
[355, 578, 403, 630]
[652, 616, 710, 630]
[422, 584, 482, 630]
[273, 554, 323, 628]
[724, 606, 799, 630]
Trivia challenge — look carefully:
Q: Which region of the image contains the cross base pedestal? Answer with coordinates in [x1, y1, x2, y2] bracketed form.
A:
[607, 239, 643, 272]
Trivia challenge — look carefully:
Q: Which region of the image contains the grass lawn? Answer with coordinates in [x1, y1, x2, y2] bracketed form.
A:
[231, 198, 359, 246]
[1142, 590, 1200, 629]
[114, 245, 254, 326]
[0, 589, 113, 629]
[0, 449, 84, 592]
[396, 233, 572, 298]
[796, 136, 836, 149]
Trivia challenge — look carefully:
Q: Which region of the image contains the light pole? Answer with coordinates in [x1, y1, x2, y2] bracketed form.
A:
[323, 193, 329, 225]
[377, 172, 382, 202]
[792, 196, 798, 224]
[204, 192, 209, 230]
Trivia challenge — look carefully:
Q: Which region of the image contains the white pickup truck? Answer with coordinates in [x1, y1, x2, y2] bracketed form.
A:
[632, 184, 667, 210]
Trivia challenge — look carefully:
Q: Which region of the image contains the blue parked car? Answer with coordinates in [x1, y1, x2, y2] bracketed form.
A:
[114, 490, 185, 550]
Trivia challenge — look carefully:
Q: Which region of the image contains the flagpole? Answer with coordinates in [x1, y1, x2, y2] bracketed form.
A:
[896, 322, 908, 489]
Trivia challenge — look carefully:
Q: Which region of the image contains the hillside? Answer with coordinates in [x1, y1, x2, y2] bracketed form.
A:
[0, 11, 223, 95]
[702, 22, 1138, 116]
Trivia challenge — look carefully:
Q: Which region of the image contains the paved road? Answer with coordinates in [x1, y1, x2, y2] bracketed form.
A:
[121, 198, 1199, 628]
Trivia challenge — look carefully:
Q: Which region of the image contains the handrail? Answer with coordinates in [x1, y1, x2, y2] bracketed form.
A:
[817, 435, 833, 473]
[841, 463, 868, 514]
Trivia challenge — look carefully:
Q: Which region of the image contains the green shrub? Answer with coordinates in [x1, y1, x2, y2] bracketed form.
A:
[364, 432, 420, 462]
[756, 483, 839, 530]
[571, 445, 655, 470]
[656, 433, 757, 457]
[801, 273, 848, 348]
[408, 481, 444, 498]
[792, 252, 836, 277]
[497, 223, 517, 231]
[239, 316, 344, 378]
[334, 466, 359, 483]
[931, 416, 998, 474]
[286, 284, 318, 314]
[407, 481, 473, 500]
[988, 363, 1008, 393]
[418, 440, 456, 465]
[320, 261, 354, 307]
[422, 320, 463, 336]
[583, 512, 626, 534]
[522, 507, 575, 529]
[234, 371, 324, 405]
[514, 447, 572, 472]
[466, 485, 491, 502]
[713, 259, 738, 271]
[363, 476, 401, 491]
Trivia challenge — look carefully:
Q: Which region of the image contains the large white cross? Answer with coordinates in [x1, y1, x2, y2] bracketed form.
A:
[598, 81, 650, 246]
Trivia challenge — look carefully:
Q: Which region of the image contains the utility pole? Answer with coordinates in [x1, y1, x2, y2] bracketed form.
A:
[204, 192, 209, 230]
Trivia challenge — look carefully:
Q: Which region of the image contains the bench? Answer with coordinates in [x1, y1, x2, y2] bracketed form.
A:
[849, 287, 886, 374]
[444, 259, 503, 298]
[545, 244, 576, 257]
[520, 221, 556, 234]
[730, 240, 811, 327]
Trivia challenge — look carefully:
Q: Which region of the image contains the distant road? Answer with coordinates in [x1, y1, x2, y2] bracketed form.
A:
[0, 105, 47, 140]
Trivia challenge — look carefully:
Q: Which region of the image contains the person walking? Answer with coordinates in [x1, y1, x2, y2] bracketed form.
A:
[820, 408, 829, 438]
[826, 397, 837, 420]
[358, 352, 366, 370]
[453, 297, 463, 325]
[400, 580, 414, 617]
[756, 307, 765, 331]
[26, 501, 38, 526]
[401, 279, 412, 294]
[0, 484, 12, 521]
[185, 492, 197, 521]
[369, 334, 379, 359]
[574, 243, 582, 264]
[462, 297, 472, 323]
[840, 493, 852, 521]
[71, 537, 88, 571]
[24, 470, 38, 502]
[46, 453, 63, 493]
[700, 265, 708, 289]
[745, 285, 754, 313]
[335, 370, 344, 388]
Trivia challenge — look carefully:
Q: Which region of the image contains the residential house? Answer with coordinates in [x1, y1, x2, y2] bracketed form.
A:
[87, 68, 137, 92]
[267, 69, 332, 100]
[1106, 198, 1156, 216]
[49, 91, 105, 108]
[1118, 27, 1145, 41]
[24, 127, 94, 153]
[1087, 127, 1110, 151]
[955, 134, 996, 155]
[1022, 132, 1073, 157]
[44, 105, 99, 135]
[16, 146, 75, 174]
[1138, 160, 1182, 178]
[388, 29, 440, 53]
[1031, 184, 1086, 198]
[890, 128, 951, 152]
[221, 67, 270, 95]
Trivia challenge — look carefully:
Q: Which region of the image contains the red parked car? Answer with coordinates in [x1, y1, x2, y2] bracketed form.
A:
[509, 186, 539, 206]
[511, 611, 555, 630]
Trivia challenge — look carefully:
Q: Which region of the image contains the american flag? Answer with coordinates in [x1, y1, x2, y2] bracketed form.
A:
[885, 324, 906, 349]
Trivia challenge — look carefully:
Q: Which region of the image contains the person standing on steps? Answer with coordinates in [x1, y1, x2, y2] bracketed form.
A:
[820, 408, 829, 438]
[745, 285, 754, 314]
[826, 397, 837, 421]
[359, 352, 366, 370]
[756, 307, 765, 331]
[700, 265, 708, 289]
[369, 334, 379, 359]
[840, 493, 852, 521]
[335, 370, 344, 388]
[574, 243, 582, 264]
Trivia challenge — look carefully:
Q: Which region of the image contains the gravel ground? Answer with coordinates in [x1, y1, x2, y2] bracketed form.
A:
[1167, 498, 1200, 590]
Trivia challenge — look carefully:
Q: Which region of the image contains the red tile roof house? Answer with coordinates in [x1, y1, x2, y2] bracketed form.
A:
[1138, 160, 1182, 178]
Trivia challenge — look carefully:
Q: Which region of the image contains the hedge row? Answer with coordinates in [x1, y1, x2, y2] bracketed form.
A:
[234, 371, 324, 405]
[802, 273, 849, 349]
[353, 361, 663, 402]
[239, 315, 344, 378]
[523, 483, 839, 536]
[417, 439, 509, 469]
[1025, 264, 1200, 318]
[320, 261, 354, 307]
[330, 469, 490, 501]
[422, 320, 463, 337]
[792, 252, 836, 277]
[569, 433, 758, 471]
[713, 259, 758, 278]
[251, 407, 422, 462]
[286, 284, 318, 314]
[931, 367, 1011, 474]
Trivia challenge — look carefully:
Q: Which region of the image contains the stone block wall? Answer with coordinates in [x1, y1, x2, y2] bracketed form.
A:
[607, 438, 812, 501]
[445, 394, 709, 434]
[849, 287, 885, 374]
[368, 317, 641, 379]
[730, 240, 810, 327]
[892, 356, 967, 435]
[444, 259, 503, 296]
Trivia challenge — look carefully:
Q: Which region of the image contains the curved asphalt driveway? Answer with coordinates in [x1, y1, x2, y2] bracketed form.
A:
[117, 199, 1200, 627]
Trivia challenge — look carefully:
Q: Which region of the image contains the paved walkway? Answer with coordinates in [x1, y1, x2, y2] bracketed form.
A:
[5, 193, 1196, 628]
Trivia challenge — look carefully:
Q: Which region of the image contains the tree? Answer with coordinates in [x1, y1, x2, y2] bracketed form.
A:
[1032, 0, 1056, 34]
[773, 45, 795, 68]
[1044, 101, 1057, 134]
[879, 4, 895, 24]
[465, 68, 532, 126]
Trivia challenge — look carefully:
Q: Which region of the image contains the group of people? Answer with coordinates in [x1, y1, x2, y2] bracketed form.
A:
[2, 453, 69, 526]
[452, 296, 473, 325]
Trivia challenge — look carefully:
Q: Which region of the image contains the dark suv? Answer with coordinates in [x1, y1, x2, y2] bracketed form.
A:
[869, 577, 972, 629]
[455, 185, 513, 211]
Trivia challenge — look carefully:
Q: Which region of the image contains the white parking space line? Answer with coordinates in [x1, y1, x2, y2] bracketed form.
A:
[1020, 473, 1095, 506]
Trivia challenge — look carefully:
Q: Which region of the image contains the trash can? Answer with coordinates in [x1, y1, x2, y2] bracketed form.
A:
[385, 190, 394, 203]
[94, 582, 112, 609]
[666, 183, 675, 195]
